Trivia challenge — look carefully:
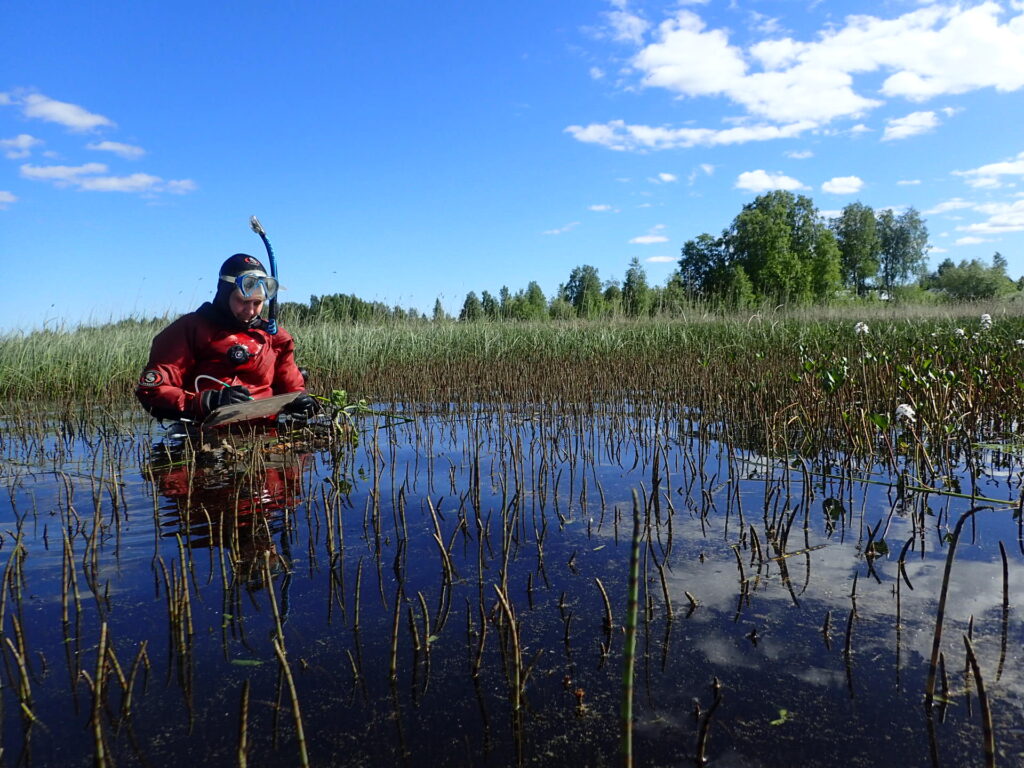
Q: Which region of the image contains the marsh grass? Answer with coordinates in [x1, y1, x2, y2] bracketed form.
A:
[3, 300, 1024, 441]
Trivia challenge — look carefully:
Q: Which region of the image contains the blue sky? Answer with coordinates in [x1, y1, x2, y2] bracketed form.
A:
[4, 0, 1024, 331]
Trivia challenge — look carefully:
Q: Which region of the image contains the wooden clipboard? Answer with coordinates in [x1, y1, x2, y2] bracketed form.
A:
[202, 391, 305, 429]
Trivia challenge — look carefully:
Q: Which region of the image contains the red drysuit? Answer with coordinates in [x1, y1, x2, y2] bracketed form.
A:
[136, 303, 305, 420]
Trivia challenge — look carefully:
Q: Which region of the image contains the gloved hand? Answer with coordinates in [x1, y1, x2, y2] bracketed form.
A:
[199, 385, 252, 416]
[281, 392, 319, 417]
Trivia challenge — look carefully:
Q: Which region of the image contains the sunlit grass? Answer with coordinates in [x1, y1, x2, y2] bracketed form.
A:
[3, 300, 1024, 447]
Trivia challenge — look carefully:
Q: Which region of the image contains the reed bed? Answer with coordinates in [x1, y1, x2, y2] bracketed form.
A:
[2, 300, 1023, 406]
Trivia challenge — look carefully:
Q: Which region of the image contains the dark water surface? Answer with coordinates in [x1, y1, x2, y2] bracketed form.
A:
[1, 407, 1023, 767]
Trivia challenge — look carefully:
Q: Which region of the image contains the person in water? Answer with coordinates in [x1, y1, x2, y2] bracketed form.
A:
[136, 253, 316, 421]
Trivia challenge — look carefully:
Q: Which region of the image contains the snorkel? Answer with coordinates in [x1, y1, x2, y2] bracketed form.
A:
[249, 215, 278, 335]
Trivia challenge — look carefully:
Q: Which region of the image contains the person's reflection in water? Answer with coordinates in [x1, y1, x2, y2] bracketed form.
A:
[146, 434, 313, 594]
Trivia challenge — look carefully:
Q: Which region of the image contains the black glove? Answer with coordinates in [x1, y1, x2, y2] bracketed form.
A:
[281, 392, 319, 417]
[199, 385, 251, 416]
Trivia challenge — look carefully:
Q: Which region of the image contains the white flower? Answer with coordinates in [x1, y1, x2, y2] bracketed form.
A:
[895, 403, 916, 424]
[980, 313, 993, 330]
[954, 328, 966, 338]
[854, 321, 869, 335]
[1016, 339, 1024, 347]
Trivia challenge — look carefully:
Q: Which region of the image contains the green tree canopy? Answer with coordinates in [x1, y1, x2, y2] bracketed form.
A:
[679, 190, 841, 305]
[458, 291, 483, 321]
[562, 265, 604, 318]
[523, 281, 547, 320]
[929, 253, 1018, 300]
[832, 202, 879, 295]
[622, 257, 652, 317]
[877, 207, 929, 291]
[678, 233, 729, 300]
[480, 290, 499, 320]
[432, 298, 449, 322]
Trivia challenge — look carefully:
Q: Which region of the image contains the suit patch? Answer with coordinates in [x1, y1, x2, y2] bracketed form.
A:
[139, 370, 163, 387]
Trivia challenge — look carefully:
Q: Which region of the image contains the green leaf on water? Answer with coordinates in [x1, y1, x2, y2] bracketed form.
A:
[868, 413, 890, 431]
[770, 708, 790, 726]
[592, 545, 606, 551]
[230, 659, 263, 667]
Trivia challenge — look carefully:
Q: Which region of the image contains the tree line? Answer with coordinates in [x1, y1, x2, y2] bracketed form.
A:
[278, 190, 1019, 324]
[679, 190, 1018, 305]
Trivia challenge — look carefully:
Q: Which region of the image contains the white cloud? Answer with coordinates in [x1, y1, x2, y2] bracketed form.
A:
[821, 175, 863, 194]
[954, 236, 990, 245]
[688, 163, 715, 183]
[631, 225, 668, 244]
[588, 204, 615, 212]
[658, 172, 677, 182]
[882, 111, 939, 141]
[565, 118, 815, 151]
[953, 151, 1024, 189]
[87, 140, 145, 160]
[0, 191, 16, 209]
[897, 179, 921, 186]
[925, 198, 974, 214]
[735, 169, 807, 193]
[605, 8, 650, 45]
[0, 93, 11, 106]
[748, 11, 785, 37]
[165, 179, 198, 194]
[930, 246, 948, 253]
[589, 67, 606, 80]
[634, 12, 747, 97]
[0, 134, 43, 159]
[76, 173, 163, 192]
[632, 10, 880, 124]
[21, 93, 114, 131]
[577, 4, 1024, 150]
[20, 162, 196, 195]
[786, 149, 813, 159]
[20, 162, 108, 183]
[542, 221, 581, 235]
[646, 255, 677, 263]
[875, 4, 1024, 101]
[957, 199, 1024, 234]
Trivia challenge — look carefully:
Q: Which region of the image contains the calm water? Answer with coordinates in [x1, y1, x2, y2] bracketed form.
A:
[1, 406, 1023, 766]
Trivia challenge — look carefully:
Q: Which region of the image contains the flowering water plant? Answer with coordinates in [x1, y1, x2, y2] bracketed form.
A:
[895, 403, 916, 424]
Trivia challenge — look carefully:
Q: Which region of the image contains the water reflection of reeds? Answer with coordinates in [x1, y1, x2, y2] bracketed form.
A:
[1, 378, 1023, 764]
